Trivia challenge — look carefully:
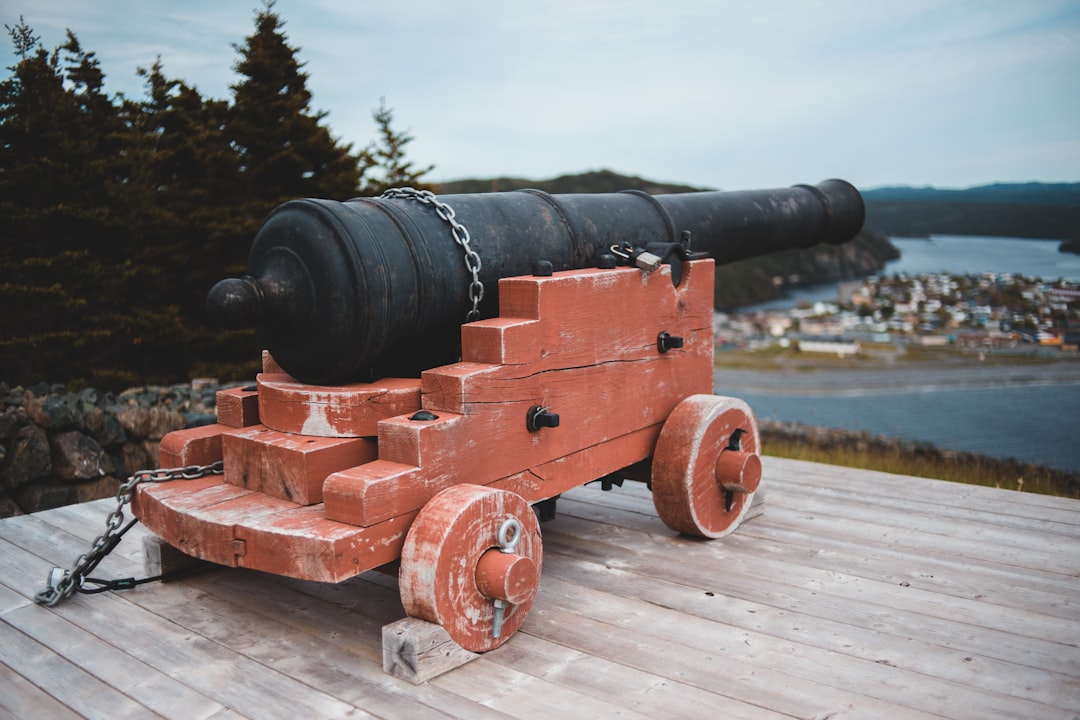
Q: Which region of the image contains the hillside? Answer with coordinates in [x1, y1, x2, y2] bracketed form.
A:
[863, 183, 1080, 206]
[434, 169, 709, 195]
[433, 169, 898, 308]
[862, 182, 1080, 241]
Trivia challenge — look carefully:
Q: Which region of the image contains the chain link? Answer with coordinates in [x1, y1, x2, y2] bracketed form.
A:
[381, 187, 484, 321]
[33, 461, 224, 607]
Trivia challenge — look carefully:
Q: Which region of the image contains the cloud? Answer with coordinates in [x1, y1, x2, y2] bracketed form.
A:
[6, 0, 1079, 189]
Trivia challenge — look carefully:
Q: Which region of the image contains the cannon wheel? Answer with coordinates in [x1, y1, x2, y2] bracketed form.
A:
[652, 394, 762, 538]
[399, 484, 542, 652]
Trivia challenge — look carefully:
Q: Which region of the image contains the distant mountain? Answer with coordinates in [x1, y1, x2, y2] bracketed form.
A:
[863, 183, 1080, 207]
[862, 182, 1080, 241]
[434, 169, 709, 195]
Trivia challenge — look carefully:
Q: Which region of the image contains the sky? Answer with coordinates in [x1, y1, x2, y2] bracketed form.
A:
[4, 0, 1079, 192]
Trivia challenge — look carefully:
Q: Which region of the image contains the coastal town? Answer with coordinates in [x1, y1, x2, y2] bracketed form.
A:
[717, 271, 1080, 357]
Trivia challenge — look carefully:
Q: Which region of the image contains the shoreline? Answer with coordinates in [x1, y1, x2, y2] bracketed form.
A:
[713, 355, 1080, 395]
[712, 352, 1080, 484]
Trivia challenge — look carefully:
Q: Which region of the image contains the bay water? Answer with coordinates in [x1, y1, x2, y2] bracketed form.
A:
[728, 235, 1080, 472]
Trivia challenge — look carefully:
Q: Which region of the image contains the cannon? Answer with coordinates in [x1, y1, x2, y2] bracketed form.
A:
[133, 180, 864, 657]
[207, 180, 863, 383]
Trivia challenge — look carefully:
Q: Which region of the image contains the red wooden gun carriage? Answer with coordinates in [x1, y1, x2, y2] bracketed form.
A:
[132, 180, 864, 653]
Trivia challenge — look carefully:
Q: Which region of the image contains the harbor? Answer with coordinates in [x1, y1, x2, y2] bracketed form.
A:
[716, 235, 1080, 473]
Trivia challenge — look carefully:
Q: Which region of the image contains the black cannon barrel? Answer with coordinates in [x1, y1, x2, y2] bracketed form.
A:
[207, 179, 864, 384]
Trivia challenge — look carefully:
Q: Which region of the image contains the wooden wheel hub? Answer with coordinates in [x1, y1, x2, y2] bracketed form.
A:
[716, 449, 762, 495]
[399, 484, 542, 652]
[475, 549, 538, 606]
[652, 394, 762, 538]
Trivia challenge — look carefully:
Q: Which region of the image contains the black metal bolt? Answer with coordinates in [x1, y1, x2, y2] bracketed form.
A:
[410, 410, 438, 421]
[657, 331, 684, 354]
[532, 260, 553, 276]
[526, 405, 560, 432]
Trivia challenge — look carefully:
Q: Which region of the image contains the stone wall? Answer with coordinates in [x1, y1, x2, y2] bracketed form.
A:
[0, 380, 231, 518]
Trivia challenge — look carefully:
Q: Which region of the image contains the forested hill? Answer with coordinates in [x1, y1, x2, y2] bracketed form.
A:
[863, 183, 1080, 206]
[435, 170, 899, 310]
[862, 182, 1080, 241]
[434, 169, 708, 195]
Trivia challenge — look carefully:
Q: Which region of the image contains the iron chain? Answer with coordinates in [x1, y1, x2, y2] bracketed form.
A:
[381, 187, 485, 321]
[33, 461, 224, 607]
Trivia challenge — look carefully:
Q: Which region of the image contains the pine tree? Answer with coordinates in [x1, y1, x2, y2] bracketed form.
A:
[126, 60, 239, 295]
[357, 98, 435, 196]
[226, 0, 362, 231]
[123, 60, 259, 380]
[0, 20, 146, 387]
[0, 7, 439, 387]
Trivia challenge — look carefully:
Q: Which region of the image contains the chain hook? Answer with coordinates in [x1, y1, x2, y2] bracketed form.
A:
[496, 517, 521, 554]
[490, 516, 524, 639]
[33, 460, 224, 607]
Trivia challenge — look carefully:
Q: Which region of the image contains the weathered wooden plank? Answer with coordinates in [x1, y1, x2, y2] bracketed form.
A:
[256, 374, 421, 437]
[760, 483, 1080, 572]
[158, 423, 226, 467]
[540, 535, 1080, 702]
[551, 495, 1080, 645]
[0, 522, 107, 604]
[520, 592, 945, 719]
[559, 481, 1080, 620]
[530, 567, 1072, 719]
[765, 466, 1080, 539]
[486, 632, 785, 720]
[589, 468, 1080, 540]
[737, 513, 1080, 618]
[221, 425, 377, 505]
[766, 458, 1080, 520]
[18, 499, 143, 564]
[215, 385, 260, 428]
[53, 590, 377, 720]
[181, 564, 398, 661]
[123, 563, 513, 720]
[0, 659, 83, 720]
[129, 515, 764, 719]
[3, 603, 229, 720]
[0, 522, 378, 720]
[3, 454, 1079, 719]
[430, 656, 659, 720]
[0, 579, 30, 616]
[121, 583, 443, 719]
[0, 620, 156, 719]
[172, 571, 518, 720]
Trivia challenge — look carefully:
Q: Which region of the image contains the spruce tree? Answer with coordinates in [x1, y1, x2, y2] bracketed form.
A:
[124, 60, 260, 380]
[0, 7, 438, 387]
[226, 0, 362, 233]
[0, 20, 145, 387]
[357, 98, 435, 196]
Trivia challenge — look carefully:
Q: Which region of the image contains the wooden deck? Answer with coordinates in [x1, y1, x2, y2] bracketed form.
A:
[1, 456, 1078, 719]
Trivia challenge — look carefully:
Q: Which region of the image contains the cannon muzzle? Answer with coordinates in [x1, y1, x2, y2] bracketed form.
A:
[207, 179, 864, 383]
